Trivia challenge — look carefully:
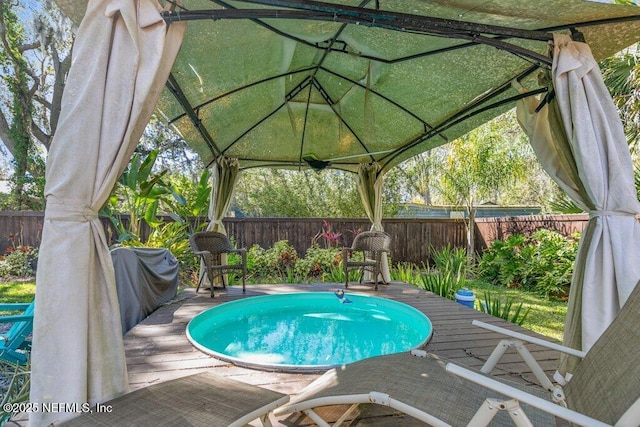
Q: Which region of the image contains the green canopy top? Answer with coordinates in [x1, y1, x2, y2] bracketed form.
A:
[56, 0, 640, 173]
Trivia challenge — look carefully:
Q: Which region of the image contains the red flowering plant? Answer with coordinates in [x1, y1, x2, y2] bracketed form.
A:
[314, 220, 342, 249]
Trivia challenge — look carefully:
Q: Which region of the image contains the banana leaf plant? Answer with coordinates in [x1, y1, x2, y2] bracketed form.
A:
[100, 150, 186, 244]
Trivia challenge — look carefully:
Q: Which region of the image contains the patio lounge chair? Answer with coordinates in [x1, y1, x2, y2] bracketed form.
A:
[343, 231, 391, 290]
[189, 231, 247, 297]
[275, 282, 640, 426]
[60, 372, 289, 427]
[0, 301, 34, 365]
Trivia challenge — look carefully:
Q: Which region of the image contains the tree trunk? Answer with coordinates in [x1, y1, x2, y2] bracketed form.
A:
[466, 204, 476, 264]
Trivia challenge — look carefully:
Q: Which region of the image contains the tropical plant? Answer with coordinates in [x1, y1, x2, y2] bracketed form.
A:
[390, 262, 420, 283]
[167, 169, 212, 234]
[521, 229, 579, 298]
[436, 115, 530, 259]
[600, 45, 640, 153]
[101, 150, 186, 243]
[477, 234, 528, 288]
[430, 244, 468, 275]
[418, 267, 464, 300]
[478, 291, 531, 326]
[312, 220, 343, 248]
[478, 230, 579, 299]
[321, 263, 362, 283]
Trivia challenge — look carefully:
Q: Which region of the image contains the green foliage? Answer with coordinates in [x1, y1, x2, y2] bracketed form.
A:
[390, 245, 469, 300]
[166, 169, 211, 234]
[245, 242, 349, 284]
[468, 279, 566, 341]
[321, 263, 361, 283]
[478, 230, 579, 298]
[600, 48, 640, 152]
[144, 221, 195, 281]
[0, 3, 46, 210]
[295, 245, 341, 280]
[247, 240, 298, 282]
[232, 169, 400, 217]
[422, 245, 468, 299]
[390, 262, 419, 283]
[0, 246, 38, 278]
[101, 150, 186, 243]
[478, 291, 531, 326]
[100, 152, 216, 285]
[477, 234, 527, 287]
[418, 267, 464, 300]
[0, 360, 30, 424]
[430, 244, 468, 276]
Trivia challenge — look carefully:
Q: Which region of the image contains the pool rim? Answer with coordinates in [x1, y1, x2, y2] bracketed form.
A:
[186, 291, 434, 373]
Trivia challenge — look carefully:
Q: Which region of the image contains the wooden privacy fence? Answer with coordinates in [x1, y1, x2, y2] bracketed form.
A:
[0, 211, 589, 266]
[225, 217, 467, 265]
[474, 214, 589, 251]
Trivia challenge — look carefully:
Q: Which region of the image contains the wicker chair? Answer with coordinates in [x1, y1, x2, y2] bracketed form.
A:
[342, 231, 391, 290]
[189, 231, 247, 298]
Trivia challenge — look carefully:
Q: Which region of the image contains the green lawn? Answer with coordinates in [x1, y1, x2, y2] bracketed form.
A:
[467, 280, 567, 342]
[0, 280, 36, 304]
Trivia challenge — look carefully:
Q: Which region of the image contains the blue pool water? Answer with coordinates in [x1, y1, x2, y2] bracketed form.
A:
[186, 292, 433, 372]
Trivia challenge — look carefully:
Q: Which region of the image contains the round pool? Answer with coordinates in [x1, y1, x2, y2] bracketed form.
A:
[186, 292, 433, 372]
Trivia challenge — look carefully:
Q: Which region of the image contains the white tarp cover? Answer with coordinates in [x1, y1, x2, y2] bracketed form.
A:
[516, 34, 640, 378]
[31, 1, 184, 424]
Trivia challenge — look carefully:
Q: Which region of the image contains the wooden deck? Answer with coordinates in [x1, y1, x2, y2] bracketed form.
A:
[123, 281, 560, 425]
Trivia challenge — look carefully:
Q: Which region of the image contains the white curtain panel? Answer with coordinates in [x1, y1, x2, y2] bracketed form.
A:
[207, 157, 240, 234]
[198, 157, 240, 288]
[356, 162, 391, 282]
[30, 1, 185, 424]
[516, 33, 640, 379]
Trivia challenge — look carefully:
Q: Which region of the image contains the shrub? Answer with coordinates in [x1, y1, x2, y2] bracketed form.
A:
[246, 240, 298, 282]
[478, 230, 579, 299]
[477, 234, 527, 287]
[0, 246, 38, 278]
[522, 229, 579, 298]
[295, 245, 341, 281]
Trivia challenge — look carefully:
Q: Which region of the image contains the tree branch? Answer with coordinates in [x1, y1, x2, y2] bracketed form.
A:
[18, 40, 40, 53]
[49, 50, 71, 138]
[33, 94, 52, 110]
[31, 122, 51, 150]
[0, 108, 14, 155]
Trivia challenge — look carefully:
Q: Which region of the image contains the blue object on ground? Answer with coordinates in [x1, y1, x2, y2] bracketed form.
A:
[455, 289, 475, 308]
